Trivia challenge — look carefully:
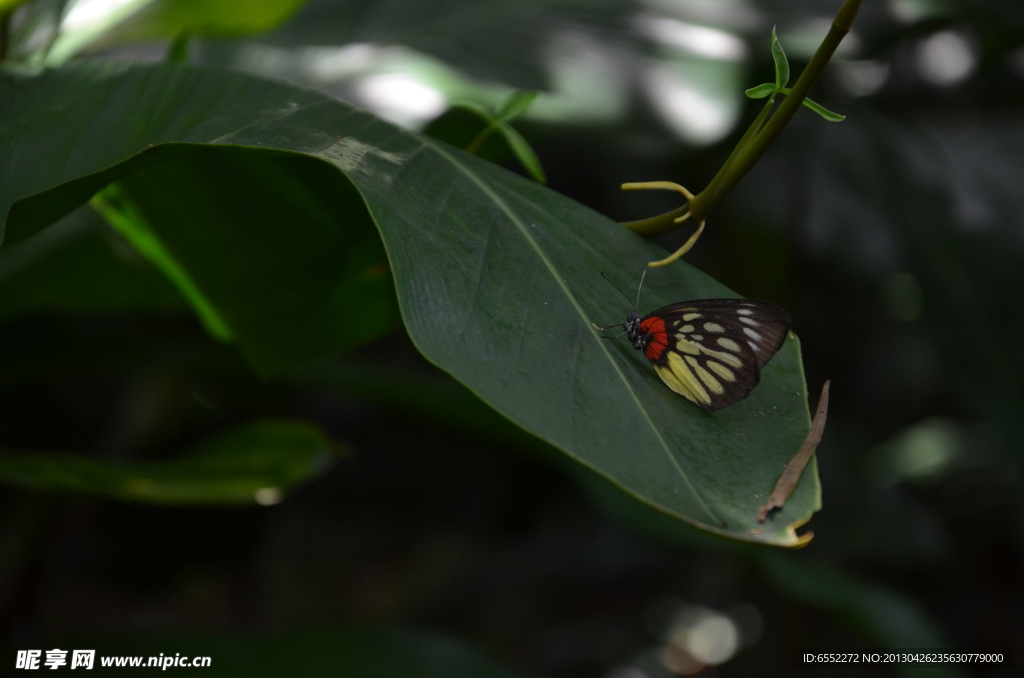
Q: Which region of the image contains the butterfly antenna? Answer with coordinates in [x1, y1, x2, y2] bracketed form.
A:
[635, 269, 647, 309]
[600, 272, 636, 311]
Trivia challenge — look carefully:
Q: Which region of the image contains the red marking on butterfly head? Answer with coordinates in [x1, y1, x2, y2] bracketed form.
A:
[638, 316, 668, 361]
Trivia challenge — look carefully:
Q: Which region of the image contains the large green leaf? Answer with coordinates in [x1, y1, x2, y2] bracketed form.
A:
[0, 419, 338, 504]
[0, 62, 818, 545]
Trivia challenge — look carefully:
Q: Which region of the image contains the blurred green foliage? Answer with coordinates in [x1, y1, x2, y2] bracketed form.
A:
[2, 0, 1024, 676]
[0, 419, 339, 504]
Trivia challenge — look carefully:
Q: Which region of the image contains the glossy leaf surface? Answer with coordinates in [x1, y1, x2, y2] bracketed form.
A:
[0, 63, 819, 544]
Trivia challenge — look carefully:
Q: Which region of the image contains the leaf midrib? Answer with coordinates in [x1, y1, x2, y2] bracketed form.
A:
[411, 136, 722, 527]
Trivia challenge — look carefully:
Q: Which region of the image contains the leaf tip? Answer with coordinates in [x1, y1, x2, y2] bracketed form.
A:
[745, 83, 776, 99]
[791, 529, 815, 548]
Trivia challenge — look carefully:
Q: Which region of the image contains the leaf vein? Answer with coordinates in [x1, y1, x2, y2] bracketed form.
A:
[416, 138, 722, 526]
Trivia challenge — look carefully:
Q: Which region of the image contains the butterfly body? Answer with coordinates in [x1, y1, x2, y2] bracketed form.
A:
[611, 299, 792, 411]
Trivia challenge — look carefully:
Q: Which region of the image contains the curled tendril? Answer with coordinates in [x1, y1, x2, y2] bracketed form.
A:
[620, 182, 706, 267]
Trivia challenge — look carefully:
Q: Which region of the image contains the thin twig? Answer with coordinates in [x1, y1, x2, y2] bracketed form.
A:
[758, 380, 830, 523]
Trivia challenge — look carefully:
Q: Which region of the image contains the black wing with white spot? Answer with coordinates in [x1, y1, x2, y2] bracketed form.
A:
[642, 299, 791, 411]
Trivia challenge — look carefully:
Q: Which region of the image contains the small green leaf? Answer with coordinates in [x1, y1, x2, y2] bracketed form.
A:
[495, 121, 547, 184]
[802, 97, 846, 122]
[745, 83, 777, 99]
[495, 90, 540, 121]
[771, 26, 790, 89]
[0, 419, 340, 504]
[777, 89, 846, 122]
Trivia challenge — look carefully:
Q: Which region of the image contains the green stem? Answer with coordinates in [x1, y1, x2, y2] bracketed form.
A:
[617, 204, 690, 236]
[690, 0, 860, 222]
[623, 0, 861, 235]
[704, 97, 776, 198]
[621, 97, 775, 236]
[466, 124, 496, 155]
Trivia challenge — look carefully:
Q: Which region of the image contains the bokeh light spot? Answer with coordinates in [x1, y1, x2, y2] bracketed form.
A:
[916, 30, 976, 86]
[354, 74, 447, 129]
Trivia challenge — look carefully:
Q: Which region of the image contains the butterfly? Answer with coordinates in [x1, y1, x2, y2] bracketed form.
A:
[594, 273, 792, 411]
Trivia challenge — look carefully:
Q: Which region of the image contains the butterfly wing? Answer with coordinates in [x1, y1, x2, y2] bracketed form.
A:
[639, 299, 791, 411]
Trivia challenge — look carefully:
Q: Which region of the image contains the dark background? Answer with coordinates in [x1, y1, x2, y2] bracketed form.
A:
[3, 0, 1024, 676]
